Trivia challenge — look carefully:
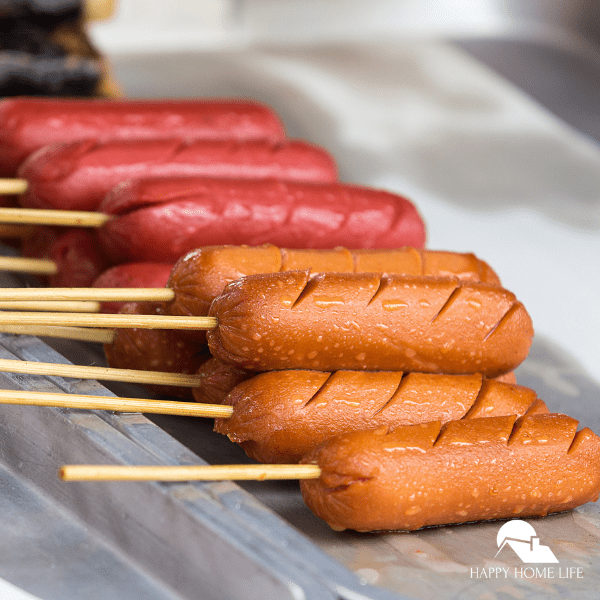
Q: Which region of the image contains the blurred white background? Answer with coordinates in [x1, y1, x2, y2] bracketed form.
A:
[89, 0, 599, 52]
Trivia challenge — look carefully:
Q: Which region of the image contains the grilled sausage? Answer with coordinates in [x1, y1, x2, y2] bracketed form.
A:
[215, 371, 547, 463]
[97, 179, 426, 263]
[0, 98, 285, 176]
[300, 414, 600, 531]
[19, 138, 337, 211]
[92, 262, 173, 313]
[207, 271, 533, 376]
[167, 244, 499, 343]
[104, 302, 209, 400]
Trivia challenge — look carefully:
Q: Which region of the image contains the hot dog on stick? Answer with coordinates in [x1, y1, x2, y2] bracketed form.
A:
[0, 271, 533, 377]
[58, 414, 600, 532]
[0, 178, 427, 265]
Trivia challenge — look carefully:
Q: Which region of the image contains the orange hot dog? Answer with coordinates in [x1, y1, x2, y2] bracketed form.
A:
[215, 371, 547, 463]
[300, 414, 600, 531]
[207, 271, 533, 376]
[167, 244, 500, 324]
[104, 302, 209, 400]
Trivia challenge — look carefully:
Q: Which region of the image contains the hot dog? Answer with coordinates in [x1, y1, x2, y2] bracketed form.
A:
[300, 414, 600, 531]
[18, 138, 338, 211]
[97, 179, 426, 263]
[92, 262, 173, 313]
[166, 245, 498, 329]
[215, 371, 547, 463]
[207, 271, 533, 376]
[0, 98, 286, 176]
[104, 302, 209, 400]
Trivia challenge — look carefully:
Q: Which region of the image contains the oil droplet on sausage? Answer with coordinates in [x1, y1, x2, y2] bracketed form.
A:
[314, 296, 345, 308]
[382, 300, 408, 311]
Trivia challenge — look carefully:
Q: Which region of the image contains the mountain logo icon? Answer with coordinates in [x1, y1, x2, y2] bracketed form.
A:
[495, 520, 559, 563]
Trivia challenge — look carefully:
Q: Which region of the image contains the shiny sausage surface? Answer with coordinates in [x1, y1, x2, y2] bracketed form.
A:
[92, 262, 173, 313]
[191, 358, 251, 406]
[0, 98, 285, 176]
[300, 414, 600, 531]
[97, 179, 425, 262]
[215, 371, 547, 463]
[19, 138, 337, 211]
[207, 271, 533, 376]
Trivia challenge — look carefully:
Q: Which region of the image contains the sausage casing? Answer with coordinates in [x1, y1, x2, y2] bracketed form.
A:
[300, 414, 600, 531]
[19, 138, 337, 211]
[92, 262, 173, 313]
[21, 227, 111, 287]
[207, 271, 533, 376]
[191, 358, 251, 406]
[97, 179, 426, 263]
[0, 98, 285, 176]
[215, 371, 547, 463]
[104, 302, 209, 400]
[167, 244, 499, 328]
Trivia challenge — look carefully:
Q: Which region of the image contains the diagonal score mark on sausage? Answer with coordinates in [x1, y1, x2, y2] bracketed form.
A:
[429, 281, 462, 325]
[484, 301, 521, 341]
[367, 274, 388, 307]
[291, 272, 321, 309]
[371, 371, 409, 417]
[458, 374, 487, 419]
[507, 413, 578, 451]
[433, 414, 517, 448]
[300, 371, 335, 409]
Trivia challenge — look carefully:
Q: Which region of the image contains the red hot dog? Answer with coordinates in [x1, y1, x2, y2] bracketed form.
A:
[92, 262, 174, 313]
[19, 139, 337, 211]
[300, 414, 600, 531]
[97, 179, 426, 263]
[21, 227, 111, 287]
[0, 98, 286, 176]
[207, 271, 533, 376]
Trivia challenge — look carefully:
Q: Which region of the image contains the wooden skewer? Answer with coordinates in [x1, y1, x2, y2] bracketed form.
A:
[0, 287, 175, 302]
[0, 256, 58, 275]
[0, 301, 101, 312]
[59, 463, 322, 482]
[0, 325, 116, 343]
[0, 389, 233, 417]
[0, 208, 111, 228]
[0, 358, 202, 387]
[0, 312, 216, 331]
[0, 179, 28, 195]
